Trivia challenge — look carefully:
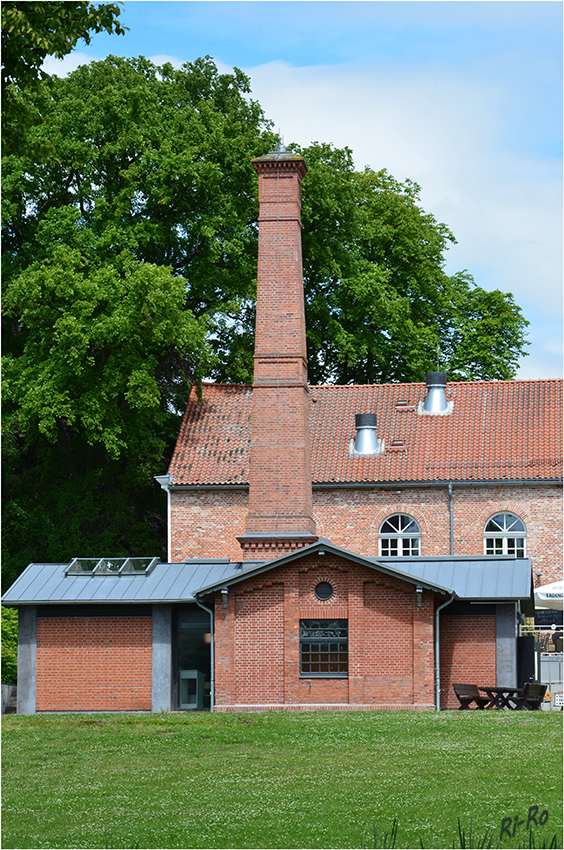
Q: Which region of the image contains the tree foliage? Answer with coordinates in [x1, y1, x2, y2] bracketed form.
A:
[2, 56, 276, 584]
[2, 55, 529, 585]
[1, 1, 125, 154]
[1, 607, 18, 684]
[299, 144, 528, 384]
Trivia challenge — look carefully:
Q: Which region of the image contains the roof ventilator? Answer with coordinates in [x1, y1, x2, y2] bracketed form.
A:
[349, 413, 384, 457]
[417, 372, 453, 416]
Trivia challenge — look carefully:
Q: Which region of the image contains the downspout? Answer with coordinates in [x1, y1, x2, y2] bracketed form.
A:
[194, 596, 215, 712]
[154, 475, 172, 562]
[435, 592, 455, 711]
[448, 481, 454, 556]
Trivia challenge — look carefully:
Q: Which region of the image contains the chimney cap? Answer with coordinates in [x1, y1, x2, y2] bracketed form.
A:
[425, 371, 447, 387]
[252, 151, 308, 174]
[355, 413, 377, 429]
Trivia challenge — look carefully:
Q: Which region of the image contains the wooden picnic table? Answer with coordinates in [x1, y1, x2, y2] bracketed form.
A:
[480, 686, 524, 710]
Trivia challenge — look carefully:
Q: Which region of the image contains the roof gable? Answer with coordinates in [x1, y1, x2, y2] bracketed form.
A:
[168, 379, 562, 486]
[193, 537, 532, 604]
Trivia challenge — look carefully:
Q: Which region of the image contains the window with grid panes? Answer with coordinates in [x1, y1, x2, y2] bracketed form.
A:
[484, 513, 526, 557]
[379, 514, 421, 556]
[300, 619, 348, 676]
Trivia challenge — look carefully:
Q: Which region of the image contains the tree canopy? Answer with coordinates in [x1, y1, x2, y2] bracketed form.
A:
[1, 1, 125, 154]
[2, 55, 529, 585]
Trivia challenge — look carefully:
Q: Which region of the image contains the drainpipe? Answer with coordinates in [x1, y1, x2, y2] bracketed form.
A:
[435, 593, 455, 711]
[154, 475, 172, 562]
[194, 596, 215, 712]
[448, 481, 454, 556]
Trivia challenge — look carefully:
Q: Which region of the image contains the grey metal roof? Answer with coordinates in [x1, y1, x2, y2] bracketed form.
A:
[1, 561, 244, 606]
[193, 538, 532, 602]
[2, 544, 532, 607]
[370, 556, 532, 601]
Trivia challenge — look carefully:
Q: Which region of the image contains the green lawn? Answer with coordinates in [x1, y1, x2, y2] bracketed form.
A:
[2, 710, 562, 849]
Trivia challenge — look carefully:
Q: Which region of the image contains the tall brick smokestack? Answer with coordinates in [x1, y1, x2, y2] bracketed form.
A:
[237, 150, 318, 560]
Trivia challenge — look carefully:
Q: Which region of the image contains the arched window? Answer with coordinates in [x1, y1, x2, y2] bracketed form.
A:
[484, 513, 526, 557]
[379, 514, 421, 556]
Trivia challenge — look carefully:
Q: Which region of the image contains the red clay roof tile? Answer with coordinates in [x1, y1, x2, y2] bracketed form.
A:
[168, 379, 562, 485]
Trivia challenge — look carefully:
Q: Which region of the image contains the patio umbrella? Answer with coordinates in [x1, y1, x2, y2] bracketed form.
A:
[534, 580, 563, 610]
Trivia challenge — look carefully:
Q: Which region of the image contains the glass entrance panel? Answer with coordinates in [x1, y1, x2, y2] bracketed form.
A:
[175, 606, 211, 710]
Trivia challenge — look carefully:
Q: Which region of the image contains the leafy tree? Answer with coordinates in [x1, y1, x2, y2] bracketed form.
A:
[301, 144, 528, 383]
[2, 56, 276, 584]
[2, 56, 529, 586]
[1, 1, 125, 155]
[213, 142, 528, 384]
[1, 607, 18, 684]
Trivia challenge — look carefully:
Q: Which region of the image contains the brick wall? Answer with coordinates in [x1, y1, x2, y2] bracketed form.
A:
[213, 552, 436, 711]
[170, 483, 561, 584]
[36, 617, 152, 711]
[439, 614, 497, 710]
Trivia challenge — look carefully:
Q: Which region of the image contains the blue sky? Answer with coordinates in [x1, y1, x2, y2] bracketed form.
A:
[44, 1, 563, 380]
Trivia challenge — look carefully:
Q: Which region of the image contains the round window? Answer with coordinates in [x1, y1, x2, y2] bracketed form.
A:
[315, 581, 334, 600]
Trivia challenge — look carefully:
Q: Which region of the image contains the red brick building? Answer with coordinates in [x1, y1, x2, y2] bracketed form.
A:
[3, 149, 561, 714]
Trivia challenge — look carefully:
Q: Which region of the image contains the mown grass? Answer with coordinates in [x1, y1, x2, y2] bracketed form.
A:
[2, 710, 562, 849]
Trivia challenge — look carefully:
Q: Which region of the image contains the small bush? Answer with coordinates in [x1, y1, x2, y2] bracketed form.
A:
[1, 607, 18, 684]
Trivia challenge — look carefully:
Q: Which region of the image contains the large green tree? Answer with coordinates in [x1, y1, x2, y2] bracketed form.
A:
[2, 56, 529, 586]
[1, 1, 125, 155]
[2, 56, 276, 585]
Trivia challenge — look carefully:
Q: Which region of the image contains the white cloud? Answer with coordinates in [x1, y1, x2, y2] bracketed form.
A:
[42, 51, 95, 77]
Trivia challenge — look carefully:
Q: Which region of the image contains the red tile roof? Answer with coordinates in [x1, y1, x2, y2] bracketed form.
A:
[168, 379, 562, 485]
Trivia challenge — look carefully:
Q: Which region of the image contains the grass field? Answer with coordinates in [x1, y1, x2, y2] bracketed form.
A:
[2, 710, 562, 850]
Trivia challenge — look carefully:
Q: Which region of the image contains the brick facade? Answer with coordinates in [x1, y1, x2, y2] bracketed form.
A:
[212, 552, 436, 711]
[439, 615, 497, 710]
[240, 153, 316, 559]
[36, 616, 152, 711]
[170, 482, 561, 585]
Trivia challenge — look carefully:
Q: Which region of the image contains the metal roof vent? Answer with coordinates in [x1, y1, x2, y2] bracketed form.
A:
[417, 372, 453, 416]
[349, 413, 385, 457]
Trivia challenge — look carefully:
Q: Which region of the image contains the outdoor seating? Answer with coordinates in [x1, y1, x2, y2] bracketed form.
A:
[452, 683, 490, 710]
[511, 683, 547, 711]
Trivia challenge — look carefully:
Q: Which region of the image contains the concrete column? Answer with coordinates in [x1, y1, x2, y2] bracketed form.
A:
[496, 604, 517, 686]
[17, 606, 37, 714]
[151, 605, 172, 712]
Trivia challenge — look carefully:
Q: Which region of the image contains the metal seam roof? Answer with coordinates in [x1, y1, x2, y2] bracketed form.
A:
[2, 549, 532, 606]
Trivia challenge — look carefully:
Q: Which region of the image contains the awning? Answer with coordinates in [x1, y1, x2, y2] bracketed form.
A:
[534, 581, 563, 611]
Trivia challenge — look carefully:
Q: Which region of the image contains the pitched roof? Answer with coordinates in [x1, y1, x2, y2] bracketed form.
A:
[2, 543, 532, 606]
[168, 379, 562, 486]
[193, 538, 533, 605]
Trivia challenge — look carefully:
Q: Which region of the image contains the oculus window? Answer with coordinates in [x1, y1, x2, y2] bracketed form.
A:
[300, 619, 348, 676]
[484, 513, 526, 557]
[379, 514, 421, 556]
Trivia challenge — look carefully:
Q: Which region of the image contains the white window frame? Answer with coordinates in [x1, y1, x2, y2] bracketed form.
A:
[379, 513, 421, 557]
[484, 512, 526, 558]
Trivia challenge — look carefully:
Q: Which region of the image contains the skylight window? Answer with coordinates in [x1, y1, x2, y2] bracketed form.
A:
[66, 557, 159, 576]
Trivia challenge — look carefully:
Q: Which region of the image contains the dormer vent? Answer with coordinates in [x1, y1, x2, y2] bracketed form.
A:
[349, 413, 385, 457]
[417, 372, 453, 416]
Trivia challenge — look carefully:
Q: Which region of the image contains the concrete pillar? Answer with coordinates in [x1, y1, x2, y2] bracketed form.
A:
[496, 603, 517, 686]
[17, 606, 37, 714]
[151, 605, 172, 712]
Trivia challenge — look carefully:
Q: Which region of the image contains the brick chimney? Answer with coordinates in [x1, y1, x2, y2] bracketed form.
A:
[237, 150, 318, 560]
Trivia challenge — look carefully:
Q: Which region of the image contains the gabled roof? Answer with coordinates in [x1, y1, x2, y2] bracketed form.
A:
[2, 543, 532, 607]
[168, 379, 562, 485]
[194, 538, 533, 605]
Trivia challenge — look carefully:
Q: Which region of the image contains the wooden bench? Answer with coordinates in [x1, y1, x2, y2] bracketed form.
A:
[452, 683, 490, 710]
[512, 683, 547, 710]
